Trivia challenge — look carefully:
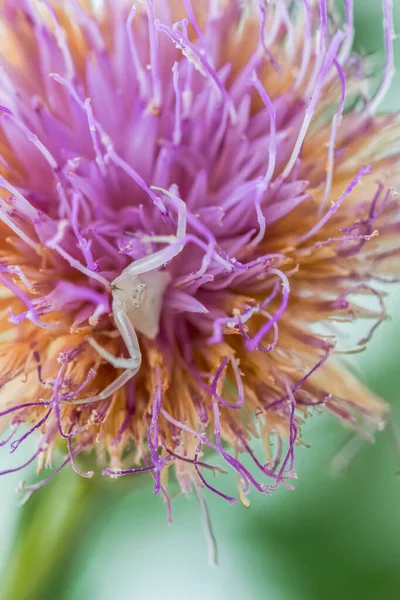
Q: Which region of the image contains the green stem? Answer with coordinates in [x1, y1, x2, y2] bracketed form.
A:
[0, 469, 105, 600]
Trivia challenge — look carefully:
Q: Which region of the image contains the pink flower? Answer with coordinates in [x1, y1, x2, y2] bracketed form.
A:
[0, 0, 399, 513]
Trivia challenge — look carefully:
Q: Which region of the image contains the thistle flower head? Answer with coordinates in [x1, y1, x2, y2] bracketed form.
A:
[0, 0, 399, 511]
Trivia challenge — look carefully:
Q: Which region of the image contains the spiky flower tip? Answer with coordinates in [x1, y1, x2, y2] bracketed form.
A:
[0, 0, 399, 512]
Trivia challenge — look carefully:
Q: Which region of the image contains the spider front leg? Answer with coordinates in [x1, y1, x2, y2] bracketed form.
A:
[86, 336, 138, 371]
[62, 300, 142, 406]
[62, 368, 137, 406]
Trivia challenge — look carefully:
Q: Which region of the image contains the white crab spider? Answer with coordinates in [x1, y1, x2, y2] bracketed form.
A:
[63, 187, 187, 406]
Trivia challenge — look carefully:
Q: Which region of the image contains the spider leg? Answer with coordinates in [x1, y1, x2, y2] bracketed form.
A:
[113, 190, 187, 284]
[62, 368, 136, 405]
[112, 302, 142, 365]
[85, 303, 142, 372]
[63, 307, 142, 405]
[113, 244, 182, 284]
[86, 337, 137, 370]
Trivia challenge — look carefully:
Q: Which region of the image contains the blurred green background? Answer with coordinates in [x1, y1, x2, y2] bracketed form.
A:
[1, 2, 400, 599]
